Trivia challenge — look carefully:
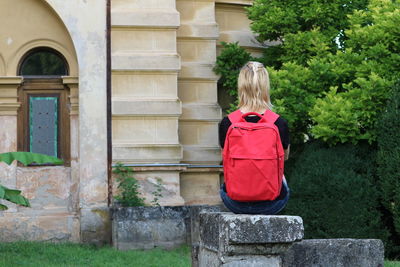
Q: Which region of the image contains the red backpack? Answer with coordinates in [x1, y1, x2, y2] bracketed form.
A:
[223, 110, 285, 201]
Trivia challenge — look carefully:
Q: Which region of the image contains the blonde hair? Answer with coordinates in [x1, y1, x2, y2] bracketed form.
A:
[238, 61, 273, 112]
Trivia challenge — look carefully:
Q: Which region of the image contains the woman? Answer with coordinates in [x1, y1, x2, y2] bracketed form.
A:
[219, 61, 290, 215]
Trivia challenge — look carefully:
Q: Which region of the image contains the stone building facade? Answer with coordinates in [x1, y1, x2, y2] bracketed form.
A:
[0, 0, 262, 243]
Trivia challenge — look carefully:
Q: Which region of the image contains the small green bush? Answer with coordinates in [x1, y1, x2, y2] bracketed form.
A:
[284, 141, 388, 244]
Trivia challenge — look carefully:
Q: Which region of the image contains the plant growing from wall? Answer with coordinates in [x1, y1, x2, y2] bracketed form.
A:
[113, 163, 165, 207]
[113, 163, 145, 207]
[0, 152, 64, 210]
[151, 178, 163, 207]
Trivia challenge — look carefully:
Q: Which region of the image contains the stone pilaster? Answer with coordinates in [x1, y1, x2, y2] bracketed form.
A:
[111, 0, 184, 206]
[176, 0, 222, 205]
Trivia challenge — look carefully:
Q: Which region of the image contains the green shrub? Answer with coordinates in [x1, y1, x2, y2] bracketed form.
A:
[284, 141, 388, 244]
[214, 42, 252, 113]
[376, 81, 400, 257]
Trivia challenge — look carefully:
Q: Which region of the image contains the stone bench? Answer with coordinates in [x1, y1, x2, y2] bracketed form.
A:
[197, 212, 304, 267]
[196, 212, 385, 267]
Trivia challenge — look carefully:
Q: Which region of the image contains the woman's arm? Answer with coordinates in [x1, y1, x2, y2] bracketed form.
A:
[284, 145, 290, 161]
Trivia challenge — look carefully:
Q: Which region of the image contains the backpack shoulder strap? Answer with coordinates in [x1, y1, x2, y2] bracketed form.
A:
[263, 110, 280, 123]
[228, 110, 243, 123]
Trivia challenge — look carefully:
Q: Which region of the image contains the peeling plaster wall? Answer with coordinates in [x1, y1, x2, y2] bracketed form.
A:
[0, 0, 108, 244]
[45, 0, 109, 244]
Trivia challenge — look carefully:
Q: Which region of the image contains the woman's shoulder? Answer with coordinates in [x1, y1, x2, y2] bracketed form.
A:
[221, 116, 231, 123]
[275, 116, 288, 126]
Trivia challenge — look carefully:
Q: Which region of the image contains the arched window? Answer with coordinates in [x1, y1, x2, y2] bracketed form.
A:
[18, 48, 70, 165]
[19, 47, 68, 76]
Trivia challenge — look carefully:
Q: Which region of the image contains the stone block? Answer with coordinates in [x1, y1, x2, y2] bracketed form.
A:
[182, 145, 221, 164]
[177, 0, 216, 23]
[179, 62, 218, 80]
[112, 0, 176, 10]
[112, 99, 181, 116]
[281, 239, 385, 267]
[178, 39, 217, 62]
[178, 80, 217, 104]
[112, 72, 178, 99]
[180, 172, 221, 205]
[111, 9, 180, 28]
[181, 103, 221, 121]
[198, 213, 304, 267]
[112, 29, 177, 53]
[111, 205, 223, 256]
[215, 4, 250, 32]
[113, 117, 179, 144]
[190, 205, 224, 267]
[180, 121, 219, 146]
[112, 53, 180, 71]
[112, 206, 191, 250]
[113, 144, 182, 163]
[177, 23, 219, 39]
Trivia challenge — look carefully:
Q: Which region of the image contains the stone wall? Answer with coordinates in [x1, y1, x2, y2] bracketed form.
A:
[112, 205, 223, 250]
[111, 0, 185, 207]
[0, 0, 108, 244]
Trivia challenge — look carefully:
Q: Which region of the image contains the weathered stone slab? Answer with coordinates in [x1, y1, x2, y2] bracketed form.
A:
[112, 206, 190, 250]
[112, 205, 223, 251]
[281, 239, 384, 267]
[190, 206, 223, 267]
[198, 212, 304, 267]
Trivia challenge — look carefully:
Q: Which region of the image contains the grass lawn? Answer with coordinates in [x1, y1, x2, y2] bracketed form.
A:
[386, 262, 400, 267]
[1, 242, 399, 267]
[0, 242, 191, 267]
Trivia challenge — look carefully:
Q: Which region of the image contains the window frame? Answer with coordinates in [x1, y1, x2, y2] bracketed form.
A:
[18, 78, 71, 166]
[17, 47, 69, 77]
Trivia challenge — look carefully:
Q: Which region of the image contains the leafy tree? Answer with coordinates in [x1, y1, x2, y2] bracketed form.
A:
[309, 0, 400, 144]
[245, 0, 399, 145]
[0, 152, 64, 210]
[247, 0, 369, 66]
